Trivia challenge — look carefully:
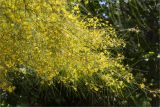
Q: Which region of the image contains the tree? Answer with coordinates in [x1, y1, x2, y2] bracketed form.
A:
[107, 0, 160, 105]
[0, 0, 134, 106]
[68, 0, 160, 106]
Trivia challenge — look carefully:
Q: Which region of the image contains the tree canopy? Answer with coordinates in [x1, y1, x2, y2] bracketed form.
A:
[0, 0, 159, 106]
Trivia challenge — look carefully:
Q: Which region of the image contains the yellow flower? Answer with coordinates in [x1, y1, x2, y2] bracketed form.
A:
[94, 87, 99, 91]
[8, 86, 15, 93]
[139, 83, 145, 89]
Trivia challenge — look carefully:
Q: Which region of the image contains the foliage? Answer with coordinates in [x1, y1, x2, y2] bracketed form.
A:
[0, 0, 135, 106]
[106, 0, 160, 106]
[68, 0, 160, 106]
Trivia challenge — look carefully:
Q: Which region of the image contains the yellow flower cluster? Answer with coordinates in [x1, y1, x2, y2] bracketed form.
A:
[0, 0, 134, 93]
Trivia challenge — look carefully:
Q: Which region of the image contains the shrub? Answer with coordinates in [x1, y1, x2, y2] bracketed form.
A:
[0, 0, 134, 106]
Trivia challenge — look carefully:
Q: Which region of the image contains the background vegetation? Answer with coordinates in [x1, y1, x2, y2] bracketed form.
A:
[0, 0, 159, 106]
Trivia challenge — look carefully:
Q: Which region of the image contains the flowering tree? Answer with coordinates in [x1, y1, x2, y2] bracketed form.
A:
[0, 0, 134, 106]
